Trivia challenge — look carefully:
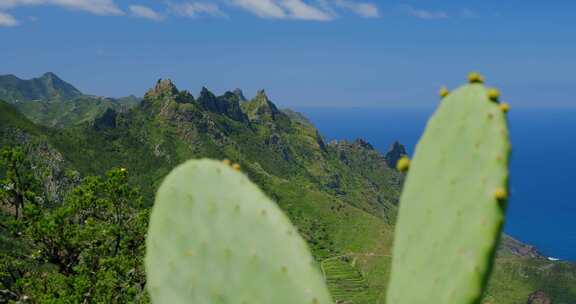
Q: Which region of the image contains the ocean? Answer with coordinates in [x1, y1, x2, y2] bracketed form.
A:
[299, 107, 576, 261]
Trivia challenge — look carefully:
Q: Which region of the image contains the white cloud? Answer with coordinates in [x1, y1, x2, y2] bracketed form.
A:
[230, 0, 336, 21]
[0, 0, 381, 24]
[333, 0, 378, 18]
[230, 0, 286, 18]
[0, 11, 18, 26]
[129, 4, 163, 21]
[169, 2, 225, 17]
[280, 0, 333, 21]
[0, 0, 123, 15]
[402, 5, 448, 20]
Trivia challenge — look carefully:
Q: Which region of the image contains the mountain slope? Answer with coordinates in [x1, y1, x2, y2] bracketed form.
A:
[0, 73, 140, 128]
[45, 80, 402, 300]
[0, 72, 81, 102]
[0, 100, 42, 135]
[0, 79, 574, 303]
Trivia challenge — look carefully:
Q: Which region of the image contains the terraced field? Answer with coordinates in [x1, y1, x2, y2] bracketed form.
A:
[322, 255, 378, 303]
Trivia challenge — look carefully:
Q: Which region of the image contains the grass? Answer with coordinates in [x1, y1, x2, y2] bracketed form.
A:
[322, 256, 374, 303]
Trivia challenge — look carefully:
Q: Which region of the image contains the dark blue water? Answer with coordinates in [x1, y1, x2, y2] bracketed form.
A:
[299, 107, 576, 261]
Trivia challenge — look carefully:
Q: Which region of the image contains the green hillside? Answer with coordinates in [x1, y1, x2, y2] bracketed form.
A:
[0, 73, 140, 128]
[0, 78, 574, 303]
[0, 72, 81, 102]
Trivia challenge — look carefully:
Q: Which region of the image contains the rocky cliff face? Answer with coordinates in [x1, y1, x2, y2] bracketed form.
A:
[93, 108, 118, 130]
[499, 235, 543, 258]
[384, 140, 408, 168]
[242, 89, 284, 122]
[232, 88, 247, 102]
[0, 102, 79, 204]
[197, 88, 246, 121]
[527, 291, 552, 304]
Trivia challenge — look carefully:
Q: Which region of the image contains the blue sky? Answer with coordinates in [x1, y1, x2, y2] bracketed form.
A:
[1, 0, 576, 108]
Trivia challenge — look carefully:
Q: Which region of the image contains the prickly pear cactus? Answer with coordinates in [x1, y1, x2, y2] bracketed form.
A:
[386, 76, 511, 304]
[145, 159, 333, 304]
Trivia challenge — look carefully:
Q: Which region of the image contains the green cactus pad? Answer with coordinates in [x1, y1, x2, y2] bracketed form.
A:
[386, 83, 511, 304]
[146, 159, 333, 304]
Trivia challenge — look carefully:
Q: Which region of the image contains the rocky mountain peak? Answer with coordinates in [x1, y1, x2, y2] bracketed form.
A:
[156, 79, 178, 94]
[199, 87, 216, 99]
[256, 89, 268, 99]
[0, 72, 82, 102]
[220, 91, 240, 102]
[353, 138, 374, 150]
[145, 79, 179, 100]
[41, 72, 59, 81]
[175, 90, 195, 104]
[384, 140, 407, 168]
[197, 87, 219, 109]
[233, 88, 247, 102]
[253, 89, 280, 114]
[196, 87, 245, 121]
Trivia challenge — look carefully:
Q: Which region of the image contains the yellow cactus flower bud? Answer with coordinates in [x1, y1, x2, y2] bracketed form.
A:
[487, 88, 500, 102]
[468, 72, 485, 84]
[396, 156, 410, 172]
[499, 103, 510, 113]
[494, 188, 508, 200]
[439, 86, 450, 98]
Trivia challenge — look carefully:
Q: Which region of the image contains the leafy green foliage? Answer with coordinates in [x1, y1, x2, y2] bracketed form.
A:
[0, 147, 41, 219]
[0, 150, 149, 303]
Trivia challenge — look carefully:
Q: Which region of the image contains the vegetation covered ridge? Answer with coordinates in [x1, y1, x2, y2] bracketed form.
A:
[0, 74, 574, 303]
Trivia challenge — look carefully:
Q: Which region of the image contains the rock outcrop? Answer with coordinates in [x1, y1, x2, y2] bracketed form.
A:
[527, 291, 552, 304]
[243, 89, 282, 122]
[384, 140, 408, 168]
[232, 88, 247, 102]
[93, 108, 118, 130]
[499, 235, 543, 258]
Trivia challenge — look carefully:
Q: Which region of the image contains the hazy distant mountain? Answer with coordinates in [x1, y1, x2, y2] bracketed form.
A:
[0, 72, 141, 127]
[0, 72, 82, 102]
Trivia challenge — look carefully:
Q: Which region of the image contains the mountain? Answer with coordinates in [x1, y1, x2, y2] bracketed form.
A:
[0, 73, 141, 128]
[0, 78, 575, 303]
[0, 72, 82, 102]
